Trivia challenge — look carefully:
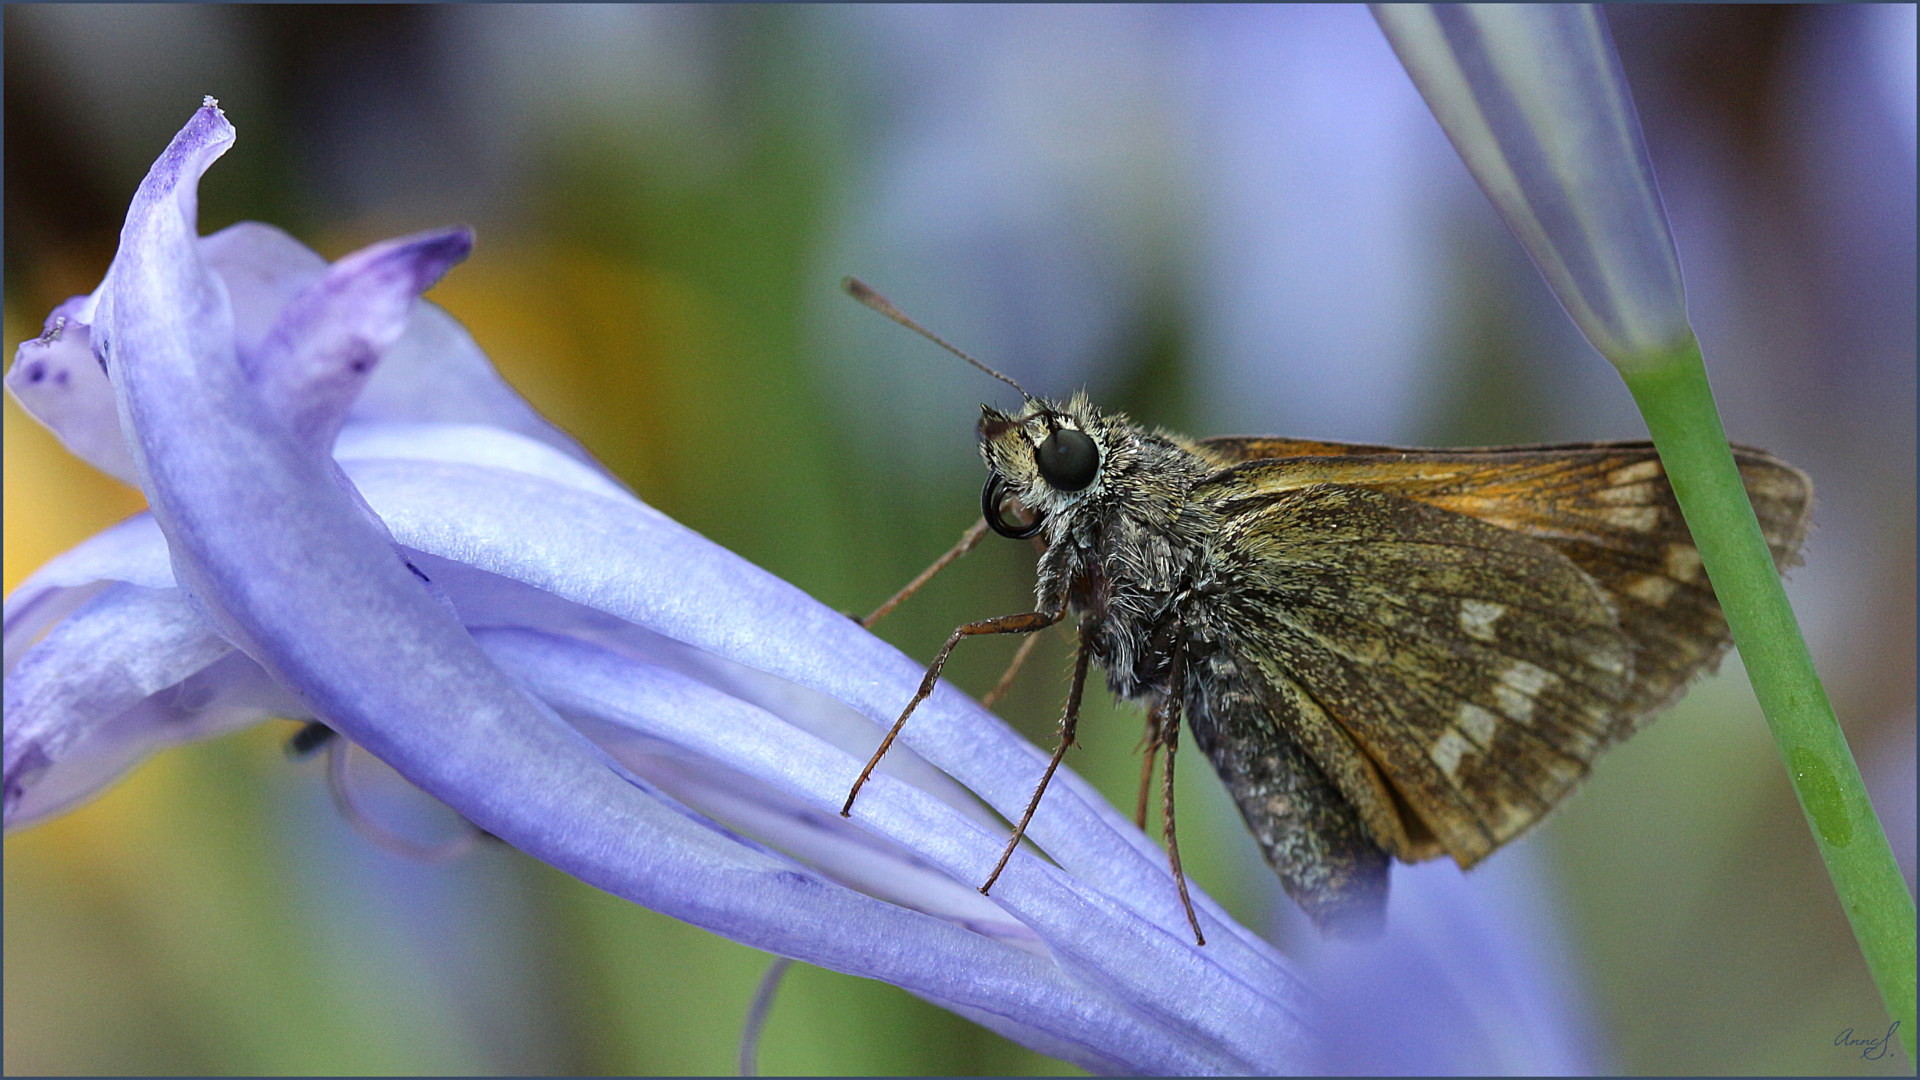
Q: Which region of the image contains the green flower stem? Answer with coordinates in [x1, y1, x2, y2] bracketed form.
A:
[1623, 341, 1916, 1059]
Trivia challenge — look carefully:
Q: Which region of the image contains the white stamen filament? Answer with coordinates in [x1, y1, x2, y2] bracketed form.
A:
[324, 736, 486, 863]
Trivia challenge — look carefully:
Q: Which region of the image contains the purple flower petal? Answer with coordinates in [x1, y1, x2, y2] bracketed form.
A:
[481, 629, 1265, 1072]
[1374, 5, 1690, 369]
[1290, 850, 1601, 1073]
[5, 297, 137, 484]
[333, 422, 633, 503]
[249, 228, 473, 453]
[8, 219, 602, 491]
[341, 452, 1298, 983]
[6, 99, 1317, 1074]
[92, 113, 703, 939]
[474, 625, 1293, 1071]
[1, 582, 293, 829]
[3, 514, 173, 662]
[201, 221, 333, 351]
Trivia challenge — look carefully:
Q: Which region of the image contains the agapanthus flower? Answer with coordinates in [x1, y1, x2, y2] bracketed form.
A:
[1370, 4, 1689, 373]
[3, 100, 1313, 1075]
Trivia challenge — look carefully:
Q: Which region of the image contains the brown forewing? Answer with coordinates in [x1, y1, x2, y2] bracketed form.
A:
[1193, 438, 1813, 731]
[1187, 440, 1812, 868]
[1196, 480, 1630, 866]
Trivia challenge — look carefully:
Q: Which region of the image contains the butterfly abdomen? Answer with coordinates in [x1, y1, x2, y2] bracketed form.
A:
[1183, 647, 1391, 936]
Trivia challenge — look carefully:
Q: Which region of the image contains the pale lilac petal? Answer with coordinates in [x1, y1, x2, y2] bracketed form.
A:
[200, 221, 331, 352]
[479, 627, 1269, 1069]
[8, 224, 600, 491]
[476, 625, 1294, 1072]
[474, 625, 1261, 1072]
[1374, 5, 1690, 369]
[353, 297, 610, 476]
[86, 104, 664, 903]
[249, 228, 473, 453]
[341, 456, 1302, 1012]
[0, 424, 622, 818]
[199, 217, 607, 472]
[4, 581, 112, 673]
[8, 100, 1318, 1074]
[3, 583, 246, 828]
[0, 423, 621, 658]
[414, 542, 994, 830]
[1290, 849, 1602, 1074]
[5, 297, 137, 484]
[94, 112, 681, 928]
[3, 515, 173, 669]
[332, 422, 634, 504]
[5, 223, 323, 485]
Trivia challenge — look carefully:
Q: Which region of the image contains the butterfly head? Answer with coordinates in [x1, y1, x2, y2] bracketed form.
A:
[977, 393, 1114, 539]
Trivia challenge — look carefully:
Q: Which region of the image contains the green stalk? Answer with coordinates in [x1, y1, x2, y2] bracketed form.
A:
[1623, 340, 1916, 1061]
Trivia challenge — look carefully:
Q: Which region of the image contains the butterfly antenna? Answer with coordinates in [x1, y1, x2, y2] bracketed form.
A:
[842, 277, 1034, 401]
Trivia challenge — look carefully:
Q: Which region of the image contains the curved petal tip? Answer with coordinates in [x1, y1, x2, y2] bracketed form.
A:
[358, 227, 475, 297]
[150, 99, 236, 192]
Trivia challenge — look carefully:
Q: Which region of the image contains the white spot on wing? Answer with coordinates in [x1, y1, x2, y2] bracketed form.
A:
[1430, 730, 1474, 780]
[1664, 543, 1704, 583]
[1624, 573, 1677, 605]
[1607, 459, 1664, 486]
[1585, 648, 1629, 675]
[1594, 482, 1656, 505]
[1492, 659, 1558, 724]
[1456, 702, 1500, 748]
[1491, 799, 1535, 840]
[1501, 660, 1558, 697]
[1600, 505, 1661, 531]
[1458, 600, 1506, 642]
[1494, 685, 1536, 724]
[1743, 471, 1800, 500]
[1544, 756, 1585, 788]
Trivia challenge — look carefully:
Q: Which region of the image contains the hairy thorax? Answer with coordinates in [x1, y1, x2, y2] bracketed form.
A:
[1036, 433, 1227, 700]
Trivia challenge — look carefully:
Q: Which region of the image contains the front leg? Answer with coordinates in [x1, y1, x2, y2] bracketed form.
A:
[841, 608, 1063, 816]
[981, 637, 1091, 894]
[1156, 655, 1206, 945]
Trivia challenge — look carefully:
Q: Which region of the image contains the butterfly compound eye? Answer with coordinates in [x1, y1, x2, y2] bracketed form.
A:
[1035, 428, 1098, 491]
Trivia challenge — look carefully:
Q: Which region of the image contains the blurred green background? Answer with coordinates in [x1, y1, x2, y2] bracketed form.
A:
[4, 5, 1913, 1075]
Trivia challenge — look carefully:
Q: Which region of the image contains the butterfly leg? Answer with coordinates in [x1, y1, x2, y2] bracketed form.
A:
[1134, 707, 1161, 830]
[981, 630, 1044, 710]
[842, 607, 1062, 816]
[1157, 679, 1207, 945]
[861, 517, 991, 628]
[981, 637, 1090, 894]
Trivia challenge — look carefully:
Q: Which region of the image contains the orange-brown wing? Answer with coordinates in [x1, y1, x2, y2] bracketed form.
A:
[1197, 442, 1812, 727]
[1197, 481, 1631, 868]
[1191, 435, 1405, 461]
[1189, 444, 1811, 870]
[1191, 434, 1671, 465]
